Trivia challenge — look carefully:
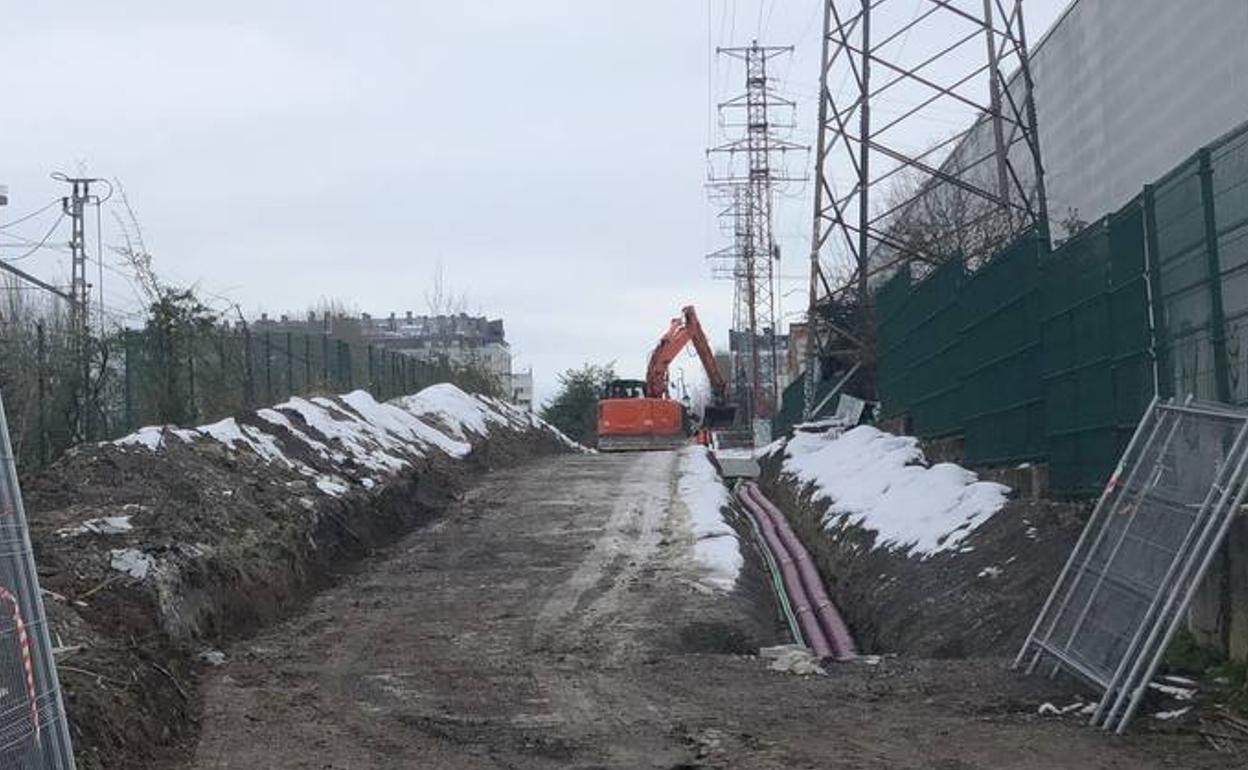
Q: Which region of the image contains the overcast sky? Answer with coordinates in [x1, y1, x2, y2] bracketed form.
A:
[1, 1, 1068, 405]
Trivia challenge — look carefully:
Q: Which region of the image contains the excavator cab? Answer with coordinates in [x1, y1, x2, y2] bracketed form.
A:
[597, 380, 686, 452]
[603, 379, 647, 400]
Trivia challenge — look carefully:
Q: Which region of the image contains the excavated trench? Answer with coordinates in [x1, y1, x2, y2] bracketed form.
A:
[753, 448, 1089, 660]
[23, 389, 575, 770]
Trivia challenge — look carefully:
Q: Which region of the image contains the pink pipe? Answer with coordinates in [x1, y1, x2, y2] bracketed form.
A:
[737, 488, 834, 658]
[744, 483, 857, 659]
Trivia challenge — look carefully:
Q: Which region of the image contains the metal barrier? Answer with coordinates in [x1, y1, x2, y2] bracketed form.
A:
[0, 392, 76, 768]
[1016, 397, 1248, 733]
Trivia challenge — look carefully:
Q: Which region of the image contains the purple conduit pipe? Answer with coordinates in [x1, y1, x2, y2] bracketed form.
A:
[737, 488, 834, 659]
[743, 483, 857, 660]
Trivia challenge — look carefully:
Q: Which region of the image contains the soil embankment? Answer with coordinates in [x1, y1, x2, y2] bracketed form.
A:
[758, 454, 1087, 658]
[23, 386, 574, 769]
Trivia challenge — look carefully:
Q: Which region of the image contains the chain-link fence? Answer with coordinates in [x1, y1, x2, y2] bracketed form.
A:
[0, 286, 83, 473]
[1, 314, 499, 472]
[0, 392, 76, 768]
[1016, 398, 1248, 732]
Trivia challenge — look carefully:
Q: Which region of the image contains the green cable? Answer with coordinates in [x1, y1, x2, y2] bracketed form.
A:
[734, 483, 805, 648]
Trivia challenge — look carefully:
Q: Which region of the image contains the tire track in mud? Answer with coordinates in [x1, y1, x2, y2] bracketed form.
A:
[531, 450, 677, 664]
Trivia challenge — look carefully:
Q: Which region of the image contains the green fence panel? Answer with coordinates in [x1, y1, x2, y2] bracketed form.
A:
[1152, 155, 1218, 401]
[1039, 196, 1153, 496]
[876, 267, 912, 420]
[904, 259, 964, 438]
[959, 234, 1046, 464]
[1211, 126, 1248, 404]
[866, 120, 1248, 498]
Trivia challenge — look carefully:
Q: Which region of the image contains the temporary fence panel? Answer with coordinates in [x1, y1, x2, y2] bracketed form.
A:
[0, 392, 76, 768]
[1016, 398, 1248, 733]
[958, 234, 1046, 464]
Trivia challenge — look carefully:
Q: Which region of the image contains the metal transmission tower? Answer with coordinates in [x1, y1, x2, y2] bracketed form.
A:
[708, 41, 803, 427]
[802, 0, 1048, 416]
[706, 184, 753, 405]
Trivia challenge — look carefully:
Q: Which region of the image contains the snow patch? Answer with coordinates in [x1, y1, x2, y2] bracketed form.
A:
[114, 426, 166, 451]
[58, 516, 133, 538]
[110, 548, 154, 580]
[1148, 682, 1196, 701]
[677, 446, 742, 590]
[315, 476, 350, 497]
[780, 425, 1009, 557]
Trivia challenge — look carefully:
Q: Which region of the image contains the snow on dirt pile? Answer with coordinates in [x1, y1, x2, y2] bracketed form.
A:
[397, 384, 585, 453]
[111, 383, 582, 493]
[781, 425, 1009, 557]
[678, 446, 743, 590]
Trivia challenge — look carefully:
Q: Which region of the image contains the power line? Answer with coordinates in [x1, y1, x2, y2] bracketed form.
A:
[0, 199, 60, 231]
[1, 212, 66, 262]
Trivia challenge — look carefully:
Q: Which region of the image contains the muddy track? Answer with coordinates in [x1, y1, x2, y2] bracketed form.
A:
[179, 453, 1234, 769]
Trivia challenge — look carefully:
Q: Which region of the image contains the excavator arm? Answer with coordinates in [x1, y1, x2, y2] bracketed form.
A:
[645, 306, 736, 427]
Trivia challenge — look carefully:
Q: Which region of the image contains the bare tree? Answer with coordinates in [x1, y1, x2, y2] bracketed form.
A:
[876, 163, 1030, 278]
[424, 260, 469, 317]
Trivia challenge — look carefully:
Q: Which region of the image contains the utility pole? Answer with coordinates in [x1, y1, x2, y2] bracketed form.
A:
[53, 173, 107, 440]
[54, 174, 104, 336]
[708, 41, 803, 435]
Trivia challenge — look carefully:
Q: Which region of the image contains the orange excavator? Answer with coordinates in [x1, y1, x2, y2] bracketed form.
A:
[596, 305, 738, 452]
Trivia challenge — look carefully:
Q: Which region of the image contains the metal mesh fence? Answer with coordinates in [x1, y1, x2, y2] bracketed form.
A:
[2, 320, 497, 472]
[0, 393, 75, 768]
[1016, 398, 1248, 733]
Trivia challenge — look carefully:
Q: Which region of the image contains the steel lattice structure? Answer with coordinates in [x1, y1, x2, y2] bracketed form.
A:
[803, 0, 1048, 416]
[708, 41, 803, 423]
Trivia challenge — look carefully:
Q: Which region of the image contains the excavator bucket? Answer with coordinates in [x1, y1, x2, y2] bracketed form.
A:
[702, 403, 737, 429]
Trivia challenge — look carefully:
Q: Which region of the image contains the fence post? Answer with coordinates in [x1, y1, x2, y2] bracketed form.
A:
[285, 331, 294, 397]
[242, 324, 255, 409]
[123, 330, 134, 431]
[304, 334, 312, 392]
[322, 334, 330, 388]
[264, 331, 273, 405]
[83, 333, 94, 443]
[1198, 149, 1232, 403]
[1142, 185, 1166, 399]
[217, 327, 228, 413]
[36, 322, 49, 466]
[187, 333, 197, 421]
[367, 345, 375, 397]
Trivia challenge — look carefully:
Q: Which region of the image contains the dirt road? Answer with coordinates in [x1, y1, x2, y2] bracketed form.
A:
[182, 452, 1229, 769]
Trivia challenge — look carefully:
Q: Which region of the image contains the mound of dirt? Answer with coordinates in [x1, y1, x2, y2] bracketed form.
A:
[21, 385, 578, 769]
[757, 426, 1089, 660]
